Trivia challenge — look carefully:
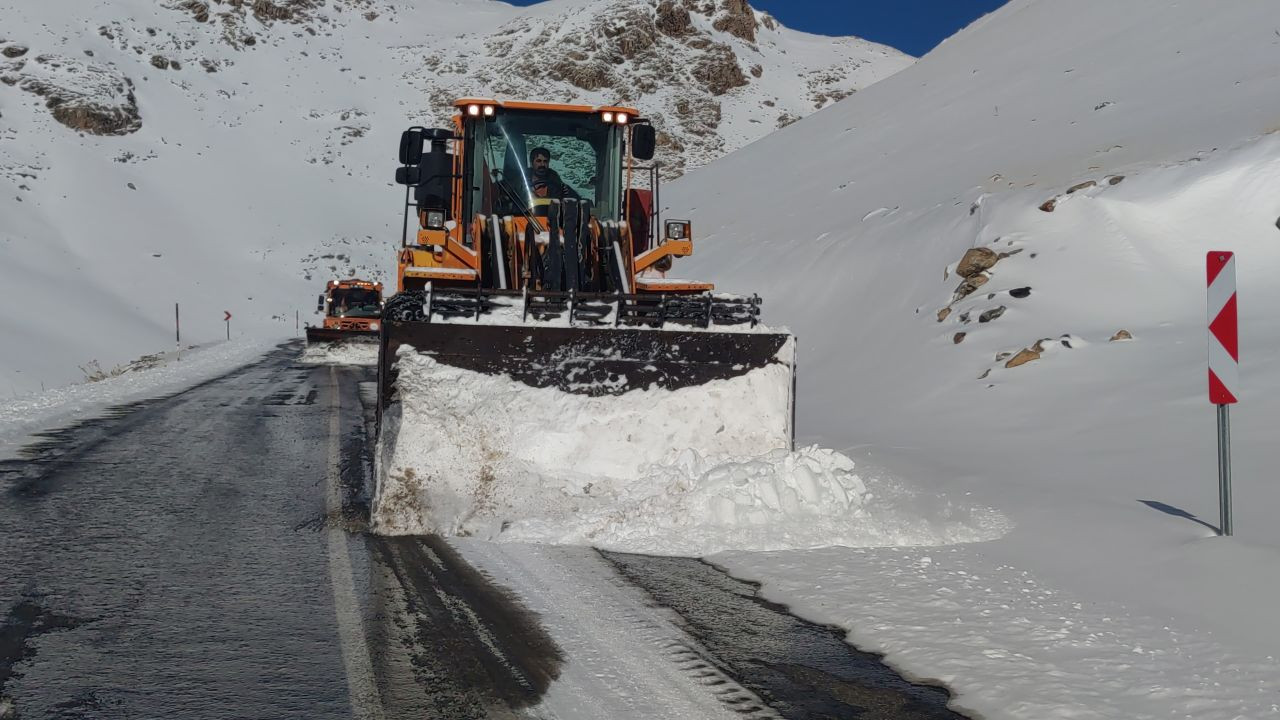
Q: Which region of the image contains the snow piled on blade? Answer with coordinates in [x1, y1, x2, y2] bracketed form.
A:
[298, 341, 378, 366]
[373, 349, 1007, 555]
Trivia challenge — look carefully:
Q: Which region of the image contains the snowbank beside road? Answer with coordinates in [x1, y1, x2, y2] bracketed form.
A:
[373, 350, 1007, 554]
[504, 446, 1009, 555]
[0, 339, 280, 460]
[716, 545, 1280, 720]
[662, 0, 1280, 715]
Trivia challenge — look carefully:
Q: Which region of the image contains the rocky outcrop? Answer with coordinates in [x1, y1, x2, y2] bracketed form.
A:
[41, 0, 908, 177]
[250, 0, 318, 24]
[1004, 348, 1040, 368]
[978, 306, 1006, 323]
[175, 0, 210, 23]
[7, 54, 141, 135]
[956, 247, 999, 278]
[437, 0, 904, 176]
[691, 42, 748, 95]
[1001, 336, 1075, 369]
[710, 0, 759, 42]
[655, 1, 694, 36]
[953, 272, 989, 301]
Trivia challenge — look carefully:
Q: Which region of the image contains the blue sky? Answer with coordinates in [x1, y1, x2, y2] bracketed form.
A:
[502, 0, 1011, 57]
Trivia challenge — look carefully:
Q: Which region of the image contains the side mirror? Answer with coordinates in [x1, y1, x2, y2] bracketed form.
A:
[415, 145, 453, 211]
[316, 294, 325, 313]
[631, 124, 656, 161]
[399, 129, 424, 165]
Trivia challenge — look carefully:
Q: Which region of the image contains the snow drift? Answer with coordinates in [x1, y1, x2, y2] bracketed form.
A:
[372, 349, 1007, 555]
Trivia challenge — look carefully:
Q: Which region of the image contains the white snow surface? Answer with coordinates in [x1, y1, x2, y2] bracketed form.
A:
[716, 546, 1280, 720]
[298, 340, 379, 366]
[0, 338, 279, 460]
[654, 0, 1280, 717]
[373, 348, 1008, 554]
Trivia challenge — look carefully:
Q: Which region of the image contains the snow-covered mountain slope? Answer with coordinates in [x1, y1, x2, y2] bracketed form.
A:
[0, 0, 909, 393]
[669, 0, 1280, 713]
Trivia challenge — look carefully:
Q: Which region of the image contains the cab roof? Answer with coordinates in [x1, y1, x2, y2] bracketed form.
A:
[453, 97, 639, 116]
[328, 279, 382, 289]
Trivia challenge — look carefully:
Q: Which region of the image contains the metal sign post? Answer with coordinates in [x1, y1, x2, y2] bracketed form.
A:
[224, 310, 232, 341]
[1206, 251, 1238, 536]
[175, 303, 181, 360]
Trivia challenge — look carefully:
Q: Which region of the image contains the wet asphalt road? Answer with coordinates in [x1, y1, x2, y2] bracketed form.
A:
[0, 343, 968, 719]
[0, 348, 369, 718]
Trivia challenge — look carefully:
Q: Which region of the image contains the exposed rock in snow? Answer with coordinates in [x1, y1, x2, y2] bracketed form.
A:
[709, 0, 758, 43]
[5, 54, 141, 135]
[953, 272, 988, 301]
[1003, 347, 1038, 368]
[955, 247, 999, 278]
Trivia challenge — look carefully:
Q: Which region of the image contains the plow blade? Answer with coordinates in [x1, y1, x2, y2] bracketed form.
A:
[378, 320, 793, 401]
[305, 327, 379, 344]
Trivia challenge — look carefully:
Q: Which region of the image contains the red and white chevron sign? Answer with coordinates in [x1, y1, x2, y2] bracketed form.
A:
[1207, 251, 1238, 405]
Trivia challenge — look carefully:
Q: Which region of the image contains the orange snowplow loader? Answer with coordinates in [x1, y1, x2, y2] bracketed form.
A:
[306, 279, 384, 343]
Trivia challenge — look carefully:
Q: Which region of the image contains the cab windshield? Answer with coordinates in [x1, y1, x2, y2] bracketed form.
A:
[329, 288, 380, 318]
[467, 109, 623, 221]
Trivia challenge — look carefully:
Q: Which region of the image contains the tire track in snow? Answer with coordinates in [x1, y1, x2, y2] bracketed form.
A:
[369, 535, 564, 717]
[451, 540, 777, 719]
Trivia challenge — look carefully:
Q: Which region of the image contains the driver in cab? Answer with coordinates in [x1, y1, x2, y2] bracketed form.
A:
[528, 147, 578, 214]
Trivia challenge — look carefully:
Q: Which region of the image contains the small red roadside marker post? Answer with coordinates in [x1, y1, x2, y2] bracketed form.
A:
[1207, 251, 1238, 536]
[224, 310, 232, 341]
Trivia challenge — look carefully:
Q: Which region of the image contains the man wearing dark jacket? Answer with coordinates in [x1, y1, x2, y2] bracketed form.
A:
[528, 147, 578, 210]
